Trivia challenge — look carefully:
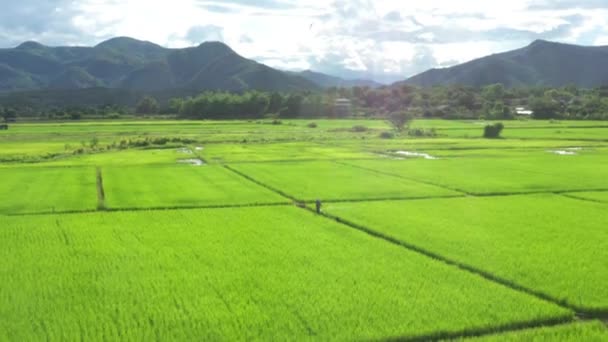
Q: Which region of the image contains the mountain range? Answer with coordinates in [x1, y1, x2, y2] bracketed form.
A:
[402, 40, 608, 88]
[0, 37, 375, 94]
[2, 37, 608, 96]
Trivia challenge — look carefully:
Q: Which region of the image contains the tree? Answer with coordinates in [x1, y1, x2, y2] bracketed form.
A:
[267, 92, 284, 114]
[481, 84, 505, 102]
[168, 98, 183, 113]
[136, 96, 160, 115]
[483, 123, 504, 138]
[1, 107, 17, 122]
[281, 94, 304, 118]
[530, 96, 560, 119]
[388, 111, 414, 131]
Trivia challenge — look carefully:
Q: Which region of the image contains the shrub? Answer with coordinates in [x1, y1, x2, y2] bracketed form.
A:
[351, 125, 368, 132]
[408, 128, 437, 137]
[271, 119, 282, 125]
[307, 122, 318, 128]
[379, 131, 394, 139]
[483, 123, 504, 138]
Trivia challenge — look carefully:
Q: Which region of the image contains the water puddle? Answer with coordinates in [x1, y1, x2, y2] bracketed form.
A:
[177, 148, 193, 154]
[177, 158, 205, 166]
[394, 151, 438, 160]
[195, 146, 204, 151]
[550, 150, 577, 155]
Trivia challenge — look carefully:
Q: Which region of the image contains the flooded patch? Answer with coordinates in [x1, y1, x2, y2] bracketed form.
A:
[177, 158, 205, 166]
[394, 151, 438, 160]
[566, 147, 582, 151]
[195, 146, 204, 151]
[549, 150, 576, 155]
[177, 148, 193, 154]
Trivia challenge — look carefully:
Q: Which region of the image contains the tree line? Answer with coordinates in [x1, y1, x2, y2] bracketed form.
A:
[3, 84, 608, 121]
[158, 84, 608, 120]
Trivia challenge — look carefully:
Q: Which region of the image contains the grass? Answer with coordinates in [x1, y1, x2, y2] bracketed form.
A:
[0, 166, 97, 214]
[325, 194, 608, 313]
[463, 321, 608, 341]
[102, 165, 287, 209]
[0, 206, 571, 341]
[345, 152, 608, 194]
[229, 160, 460, 201]
[1, 118, 607, 339]
[200, 141, 374, 164]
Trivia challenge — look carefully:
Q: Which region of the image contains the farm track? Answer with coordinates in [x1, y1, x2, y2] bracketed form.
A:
[221, 164, 607, 341]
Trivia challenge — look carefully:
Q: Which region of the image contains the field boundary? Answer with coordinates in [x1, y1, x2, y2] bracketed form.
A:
[5, 187, 607, 218]
[96, 167, 106, 210]
[4, 202, 292, 217]
[557, 193, 608, 204]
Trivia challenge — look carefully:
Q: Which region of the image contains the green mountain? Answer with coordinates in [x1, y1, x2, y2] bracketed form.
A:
[403, 40, 608, 88]
[291, 70, 382, 88]
[0, 37, 318, 93]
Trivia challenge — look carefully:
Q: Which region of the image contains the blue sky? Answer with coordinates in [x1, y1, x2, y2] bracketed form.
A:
[1, 0, 608, 83]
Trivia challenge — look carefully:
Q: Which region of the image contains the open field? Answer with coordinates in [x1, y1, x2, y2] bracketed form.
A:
[0, 118, 607, 339]
[324, 195, 608, 313]
[230, 160, 460, 201]
[0, 207, 571, 341]
[0, 166, 97, 214]
[102, 165, 287, 209]
[344, 152, 608, 195]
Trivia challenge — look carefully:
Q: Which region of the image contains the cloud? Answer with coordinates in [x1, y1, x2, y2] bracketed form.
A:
[1, 0, 608, 82]
[195, 0, 296, 10]
[198, 4, 238, 13]
[528, 0, 608, 10]
[384, 11, 402, 22]
[0, 0, 92, 46]
[185, 25, 224, 43]
[239, 34, 254, 43]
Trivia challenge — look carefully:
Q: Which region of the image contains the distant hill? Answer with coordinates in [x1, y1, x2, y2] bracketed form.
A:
[292, 70, 382, 88]
[0, 37, 318, 93]
[402, 40, 608, 88]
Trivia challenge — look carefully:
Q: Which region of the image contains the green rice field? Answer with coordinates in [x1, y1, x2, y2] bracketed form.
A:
[102, 165, 287, 209]
[324, 195, 608, 312]
[1, 118, 607, 340]
[0, 166, 97, 214]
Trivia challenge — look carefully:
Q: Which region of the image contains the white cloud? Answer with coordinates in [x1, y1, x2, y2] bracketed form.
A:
[1, 0, 608, 82]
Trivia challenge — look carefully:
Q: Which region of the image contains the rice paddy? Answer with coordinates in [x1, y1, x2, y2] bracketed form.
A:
[1, 118, 607, 340]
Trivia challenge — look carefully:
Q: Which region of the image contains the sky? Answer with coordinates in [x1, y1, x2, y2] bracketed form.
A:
[1, 0, 608, 83]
